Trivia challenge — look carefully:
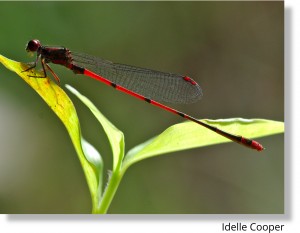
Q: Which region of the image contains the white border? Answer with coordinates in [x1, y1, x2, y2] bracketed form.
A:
[0, 0, 295, 232]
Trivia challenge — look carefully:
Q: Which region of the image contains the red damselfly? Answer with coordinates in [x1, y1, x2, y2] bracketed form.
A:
[24, 39, 264, 151]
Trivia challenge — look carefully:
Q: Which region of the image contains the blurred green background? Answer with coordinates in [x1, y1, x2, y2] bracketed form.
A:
[0, 2, 283, 214]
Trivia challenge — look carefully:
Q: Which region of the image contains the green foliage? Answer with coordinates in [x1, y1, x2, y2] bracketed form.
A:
[0, 54, 284, 213]
[122, 118, 283, 173]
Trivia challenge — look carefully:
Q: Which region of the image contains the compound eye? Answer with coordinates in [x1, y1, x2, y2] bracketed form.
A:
[26, 39, 41, 52]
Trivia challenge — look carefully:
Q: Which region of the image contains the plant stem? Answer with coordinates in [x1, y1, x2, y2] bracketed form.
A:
[93, 170, 123, 214]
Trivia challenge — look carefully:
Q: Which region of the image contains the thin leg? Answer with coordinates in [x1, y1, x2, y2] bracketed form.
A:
[22, 54, 40, 73]
[44, 61, 61, 84]
[24, 57, 60, 84]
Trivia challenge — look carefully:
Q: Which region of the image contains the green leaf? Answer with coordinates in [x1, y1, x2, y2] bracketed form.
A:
[81, 138, 103, 199]
[0, 54, 102, 212]
[121, 118, 284, 173]
[66, 85, 125, 214]
[66, 85, 125, 171]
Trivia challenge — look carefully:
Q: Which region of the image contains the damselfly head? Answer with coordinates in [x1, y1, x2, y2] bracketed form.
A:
[25, 39, 41, 53]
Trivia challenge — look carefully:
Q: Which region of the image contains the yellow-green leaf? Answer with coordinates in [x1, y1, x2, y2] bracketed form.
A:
[0, 54, 102, 211]
[121, 118, 284, 173]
